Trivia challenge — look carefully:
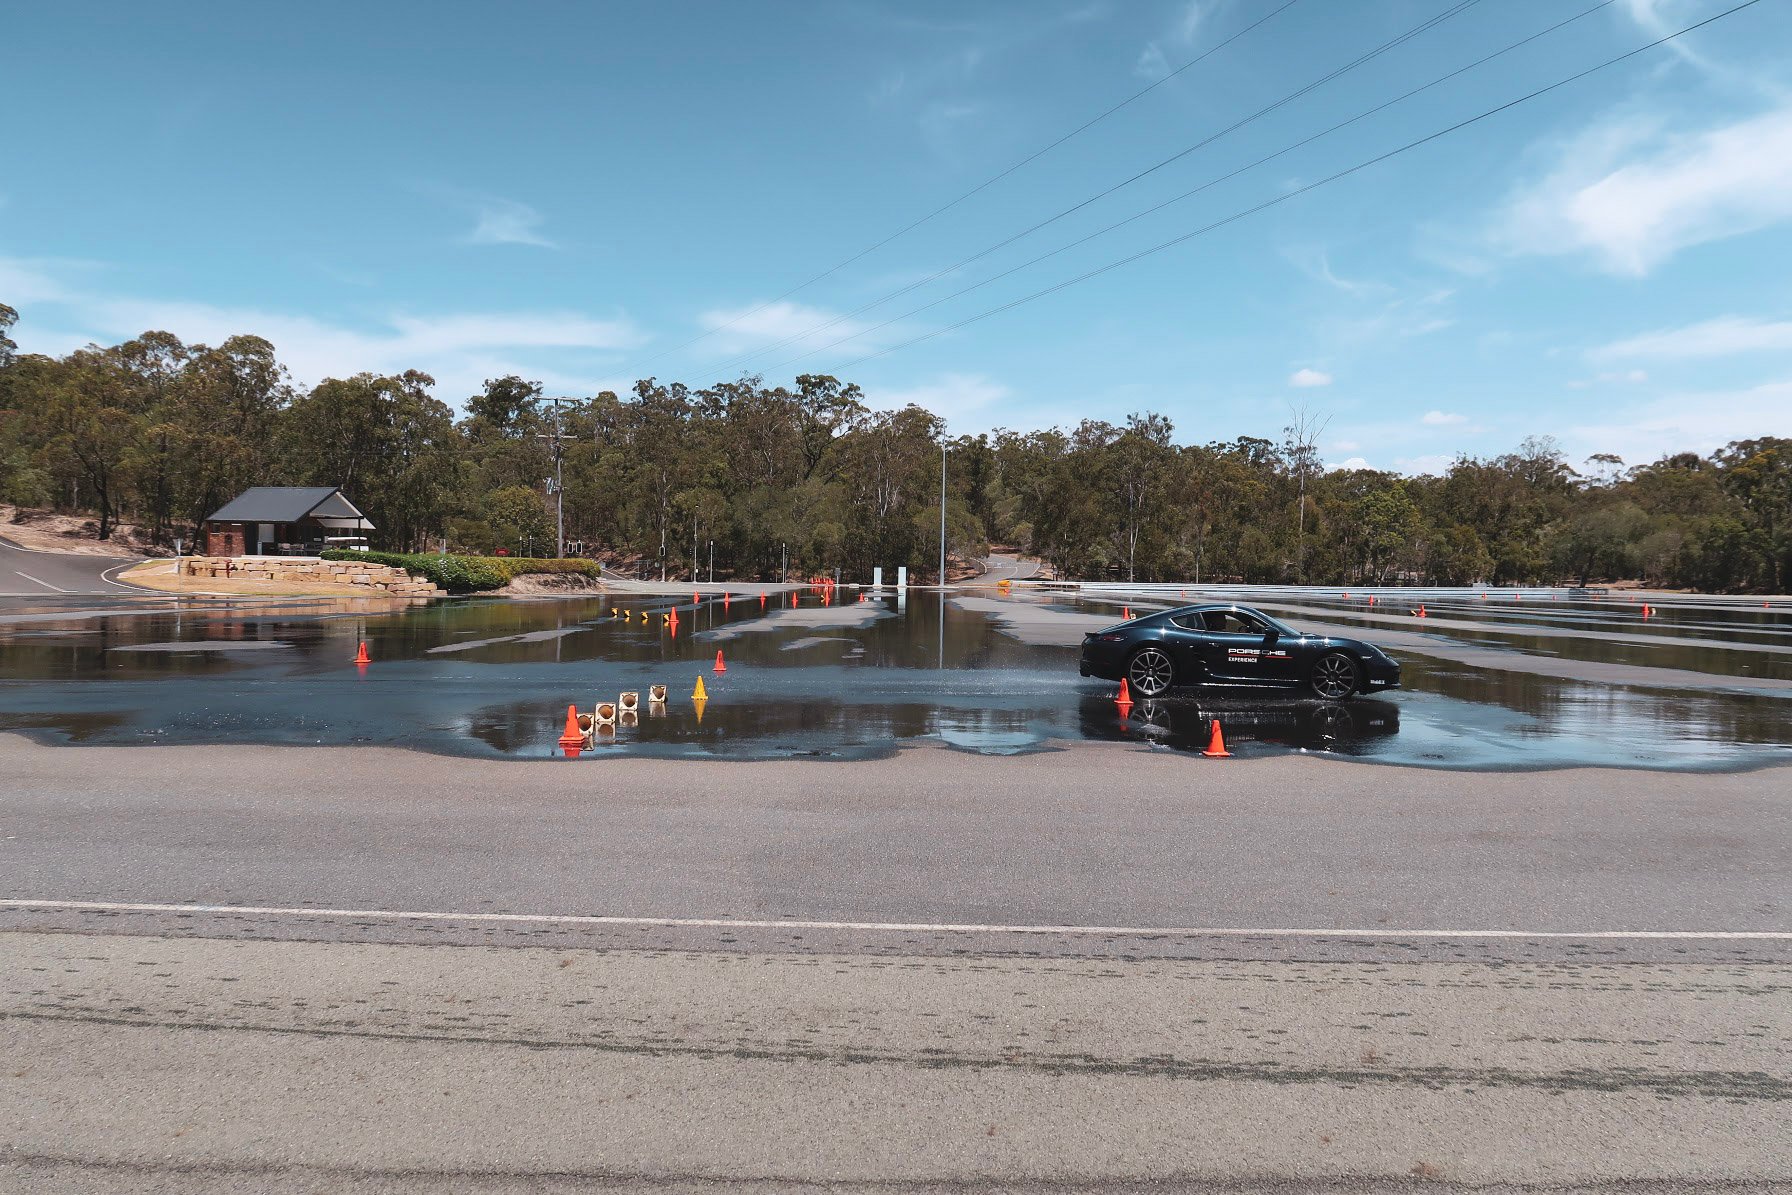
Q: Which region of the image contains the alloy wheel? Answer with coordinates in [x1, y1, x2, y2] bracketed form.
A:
[1310, 653, 1358, 700]
[1128, 648, 1174, 698]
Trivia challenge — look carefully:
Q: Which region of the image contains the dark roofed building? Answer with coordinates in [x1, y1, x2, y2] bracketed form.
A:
[202, 487, 373, 557]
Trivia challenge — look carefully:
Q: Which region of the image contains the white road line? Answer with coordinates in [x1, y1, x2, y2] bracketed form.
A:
[9, 570, 67, 593]
[99, 561, 153, 591]
[1, 899, 1787, 940]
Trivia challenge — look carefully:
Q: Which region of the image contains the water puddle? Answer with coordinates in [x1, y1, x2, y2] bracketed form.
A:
[0, 587, 1787, 771]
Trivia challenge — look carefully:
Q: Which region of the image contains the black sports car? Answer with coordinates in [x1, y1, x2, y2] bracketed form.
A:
[1078, 603, 1400, 699]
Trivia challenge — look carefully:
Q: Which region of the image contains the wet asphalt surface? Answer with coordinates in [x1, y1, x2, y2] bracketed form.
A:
[5, 580, 1789, 1190]
[0, 581, 1788, 771]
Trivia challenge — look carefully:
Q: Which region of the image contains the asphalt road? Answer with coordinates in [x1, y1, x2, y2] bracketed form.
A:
[2, 736, 1788, 1191]
[972, 552, 1041, 583]
[0, 534, 146, 597]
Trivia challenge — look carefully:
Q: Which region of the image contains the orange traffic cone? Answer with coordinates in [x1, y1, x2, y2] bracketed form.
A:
[1417, 605, 1427, 618]
[724, 592, 731, 608]
[1116, 677, 1131, 704]
[354, 641, 371, 665]
[557, 704, 584, 751]
[1642, 604, 1652, 618]
[714, 649, 727, 673]
[1202, 719, 1232, 758]
[1368, 596, 1376, 606]
[760, 593, 767, 608]
[1123, 606, 1133, 620]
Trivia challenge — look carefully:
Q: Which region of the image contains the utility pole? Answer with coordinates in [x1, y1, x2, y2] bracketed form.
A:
[781, 542, 788, 584]
[938, 440, 948, 587]
[536, 397, 579, 558]
[708, 539, 714, 584]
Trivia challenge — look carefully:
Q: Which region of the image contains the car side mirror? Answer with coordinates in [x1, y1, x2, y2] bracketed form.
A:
[1263, 628, 1279, 644]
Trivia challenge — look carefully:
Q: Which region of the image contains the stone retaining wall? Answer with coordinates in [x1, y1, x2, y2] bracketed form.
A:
[180, 556, 442, 597]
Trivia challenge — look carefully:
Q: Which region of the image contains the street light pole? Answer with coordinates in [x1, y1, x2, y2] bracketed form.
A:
[708, 539, 714, 584]
[938, 440, 947, 587]
[781, 542, 787, 584]
[536, 397, 578, 559]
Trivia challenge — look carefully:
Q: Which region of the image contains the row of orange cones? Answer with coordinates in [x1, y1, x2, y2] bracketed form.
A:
[355, 640, 734, 672]
[1111, 678, 1231, 758]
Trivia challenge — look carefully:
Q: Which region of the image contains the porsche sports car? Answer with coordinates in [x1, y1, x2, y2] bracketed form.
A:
[1078, 603, 1400, 699]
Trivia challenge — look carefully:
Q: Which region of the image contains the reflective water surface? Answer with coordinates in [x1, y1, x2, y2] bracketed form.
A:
[0, 587, 1787, 771]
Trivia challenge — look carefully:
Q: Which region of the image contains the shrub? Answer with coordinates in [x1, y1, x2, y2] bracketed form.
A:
[320, 549, 601, 593]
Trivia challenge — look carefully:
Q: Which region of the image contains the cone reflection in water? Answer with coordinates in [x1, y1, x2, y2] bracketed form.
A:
[693, 696, 707, 724]
[619, 709, 638, 730]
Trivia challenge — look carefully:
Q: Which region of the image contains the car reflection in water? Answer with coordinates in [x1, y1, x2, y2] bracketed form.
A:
[1079, 692, 1401, 756]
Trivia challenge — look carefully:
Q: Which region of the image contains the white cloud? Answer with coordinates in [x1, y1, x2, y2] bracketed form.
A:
[1395, 454, 1454, 476]
[2, 257, 639, 406]
[465, 198, 555, 248]
[1173, 1, 1205, 45]
[1564, 377, 1792, 462]
[1133, 43, 1169, 81]
[696, 299, 912, 362]
[1493, 105, 1792, 275]
[1330, 456, 1371, 472]
[1421, 410, 1467, 426]
[1289, 367, 1332, 388]
[1591, 315, 1792, 361]
[870, 373, 1010, 428]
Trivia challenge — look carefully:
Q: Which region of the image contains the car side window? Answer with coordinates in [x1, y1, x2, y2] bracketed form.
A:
[1202, 611, 1267, 635]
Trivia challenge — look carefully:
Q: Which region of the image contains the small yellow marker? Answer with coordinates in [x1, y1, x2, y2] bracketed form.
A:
[693, 675, 708, 700]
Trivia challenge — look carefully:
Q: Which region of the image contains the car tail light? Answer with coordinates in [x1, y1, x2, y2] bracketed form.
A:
[1099, 633, 1127, 642]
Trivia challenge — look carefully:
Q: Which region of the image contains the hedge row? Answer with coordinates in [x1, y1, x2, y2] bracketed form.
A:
[320, 549, 602, 593]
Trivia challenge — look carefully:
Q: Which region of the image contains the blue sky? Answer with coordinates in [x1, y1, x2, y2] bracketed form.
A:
[4, 0, 1791, 475]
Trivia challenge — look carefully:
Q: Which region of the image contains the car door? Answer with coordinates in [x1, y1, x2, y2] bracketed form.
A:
[1196, 611, 1274, 682]
[1160, 614, 1212, 679]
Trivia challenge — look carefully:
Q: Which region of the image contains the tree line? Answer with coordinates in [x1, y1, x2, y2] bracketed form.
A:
[1, 304, 1788, 591]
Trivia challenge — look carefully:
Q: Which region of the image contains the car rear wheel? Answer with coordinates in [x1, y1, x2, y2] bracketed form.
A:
[1308, 652, 1360, 700]
[1127, 646, 1176, 698]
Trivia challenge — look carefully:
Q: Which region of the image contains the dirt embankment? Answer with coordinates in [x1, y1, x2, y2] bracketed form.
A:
[0, 505, 168, 558]
[501, 573, 605, 595]
[119, 559, 428, 601]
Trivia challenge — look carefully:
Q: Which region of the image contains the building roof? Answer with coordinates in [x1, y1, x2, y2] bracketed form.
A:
[206, 487, 370, 526]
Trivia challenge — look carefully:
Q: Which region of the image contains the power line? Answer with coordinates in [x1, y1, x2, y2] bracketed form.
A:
[701, 0, 1486, 380]
[820, 0, 1764, 375]
[758, 0, 1616, 375]
[623, 0, 1303, 375]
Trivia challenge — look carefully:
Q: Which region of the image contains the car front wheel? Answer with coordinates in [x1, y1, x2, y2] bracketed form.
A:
[1308, 652, 1360, 700]
[1127, 646, 1176, 698]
